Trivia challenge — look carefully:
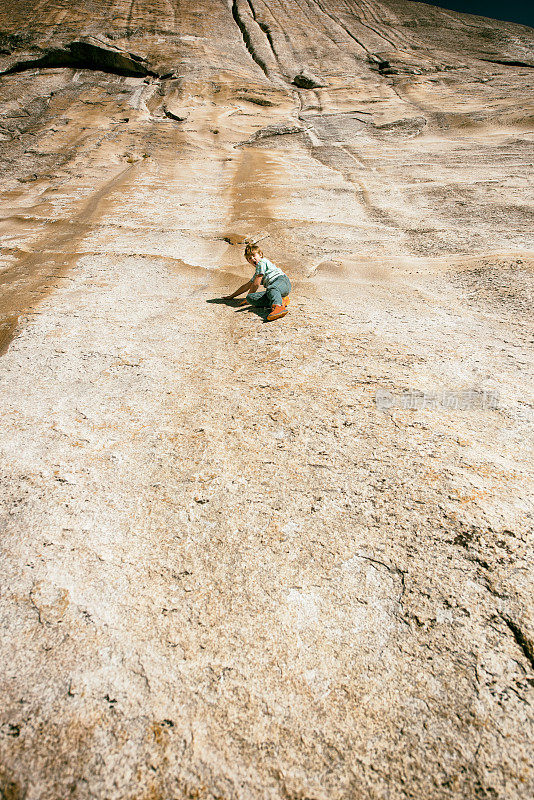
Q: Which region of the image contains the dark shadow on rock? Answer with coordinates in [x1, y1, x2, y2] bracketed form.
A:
[234, 305, 267, 319]
[3, 37, 158, 78]
[206, 297, 247, 307]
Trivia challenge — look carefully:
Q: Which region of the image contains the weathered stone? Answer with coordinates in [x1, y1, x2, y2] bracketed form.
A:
[163, 106, 188, 122]
[292, 69, 327, 89]
[0, 1, 533, 799]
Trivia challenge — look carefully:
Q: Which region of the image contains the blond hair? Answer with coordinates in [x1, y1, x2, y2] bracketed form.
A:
[244, 242, 263, 260]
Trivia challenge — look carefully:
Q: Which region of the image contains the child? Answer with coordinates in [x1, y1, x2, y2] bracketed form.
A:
[224, 243, 291, 321]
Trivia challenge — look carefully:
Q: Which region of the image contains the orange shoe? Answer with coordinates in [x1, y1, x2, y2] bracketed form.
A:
[235, 298, 249, 306]
[282, 295, 290, 308]
[267, 304, 289, 321]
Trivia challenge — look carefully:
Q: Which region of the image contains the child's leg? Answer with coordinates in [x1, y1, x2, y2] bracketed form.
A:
[266, 276, 290, 308]
[246, 289, 270, 307]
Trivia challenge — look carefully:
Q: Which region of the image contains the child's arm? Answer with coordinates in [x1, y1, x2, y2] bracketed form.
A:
[224, 274, 262, 299]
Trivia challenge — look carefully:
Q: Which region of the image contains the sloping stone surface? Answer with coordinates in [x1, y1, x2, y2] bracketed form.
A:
[0, 2, 533, 799]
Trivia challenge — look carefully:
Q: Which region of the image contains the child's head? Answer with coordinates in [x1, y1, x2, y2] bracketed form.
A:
[244, 243, 263, 265]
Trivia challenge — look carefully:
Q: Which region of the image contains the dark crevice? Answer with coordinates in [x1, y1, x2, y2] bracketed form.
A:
[237, 93, 275, 106]
[231, 0, 270, 77]
[257, 21, 276, 56]
[246, 0, 258, 22]
[501, 614, 534, 671]
[377, 60, 398, 76]
[254, 16, 284, 76]
[2, 41, 159, 79]
[247, 1, 325, 88]
[480, 58, 534, 68]
[163, 107, 187, 122]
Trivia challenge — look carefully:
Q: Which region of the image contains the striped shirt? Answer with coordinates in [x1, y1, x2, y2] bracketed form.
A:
[253, 257, 286, 288]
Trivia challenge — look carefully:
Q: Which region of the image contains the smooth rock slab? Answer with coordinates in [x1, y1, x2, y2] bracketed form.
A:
[0, 1, 533, 799]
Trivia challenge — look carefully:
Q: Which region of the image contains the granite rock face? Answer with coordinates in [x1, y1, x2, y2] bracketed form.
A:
[0, 2, 533, 799]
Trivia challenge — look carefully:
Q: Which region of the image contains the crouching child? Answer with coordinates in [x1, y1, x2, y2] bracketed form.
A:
[224, 243, 291, 321]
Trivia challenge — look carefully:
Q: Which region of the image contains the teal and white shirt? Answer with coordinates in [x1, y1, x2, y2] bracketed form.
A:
[253, 257, 286, 288]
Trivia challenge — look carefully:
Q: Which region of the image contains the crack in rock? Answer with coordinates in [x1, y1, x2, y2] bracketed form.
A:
[501, 614, 534, 671]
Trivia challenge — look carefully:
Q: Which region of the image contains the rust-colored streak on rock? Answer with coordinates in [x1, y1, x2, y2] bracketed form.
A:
[0, 163, 137, 354]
